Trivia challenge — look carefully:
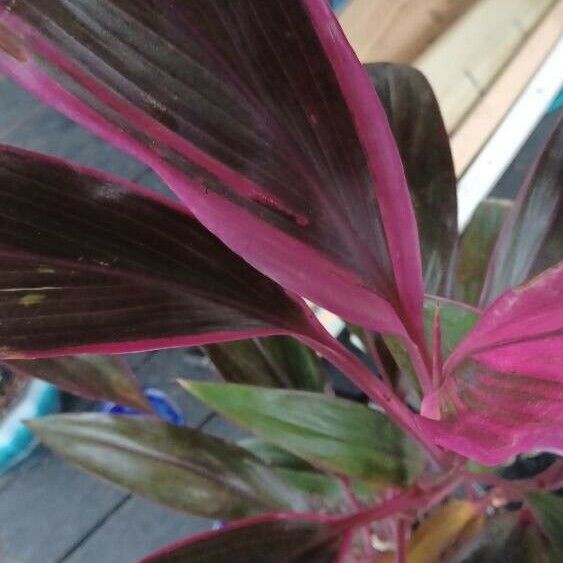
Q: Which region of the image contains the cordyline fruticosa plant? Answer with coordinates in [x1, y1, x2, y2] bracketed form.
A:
[0, 1, 561, 561]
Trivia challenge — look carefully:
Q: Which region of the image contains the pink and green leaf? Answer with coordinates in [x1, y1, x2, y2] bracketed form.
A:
[0, 145, 317, 358]
[0, 0, 424, 342]
[420, 264, 563, 464]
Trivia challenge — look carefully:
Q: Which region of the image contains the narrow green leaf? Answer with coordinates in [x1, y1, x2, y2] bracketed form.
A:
[4, 355, 150, 412]
[275, 469, 343, 501]
[450, 513, 558, 563]
[27, 414, 307, 519]
[182, 382, 425, 486]
[423, 297, 480, 359]
[384, 297, 480, 397]
[239, 438, 375, 506]
[204, 336, 324, 391]
[239, 438, 315, 471]
[456, 198, 512, 305]
[526, 492, 563, 550]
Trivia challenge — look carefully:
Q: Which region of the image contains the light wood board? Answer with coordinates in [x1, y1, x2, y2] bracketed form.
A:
[413, 0, 556, 132]
[451, 0, 563, 174]
[339, 0, 477, 63]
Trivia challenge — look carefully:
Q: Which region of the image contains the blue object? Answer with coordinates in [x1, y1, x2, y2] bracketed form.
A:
[99, 387, 185, 426]
[330, 0, 348, 11]
[548, 89, 563, 113]
[0, 380, 60, 475]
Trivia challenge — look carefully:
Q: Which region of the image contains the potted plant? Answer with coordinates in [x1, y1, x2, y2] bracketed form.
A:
[0, 1, 560, 561]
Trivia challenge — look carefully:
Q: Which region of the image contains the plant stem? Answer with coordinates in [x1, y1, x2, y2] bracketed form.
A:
[431, 308, 442, 390]
[338, 476, 371, 557]
[340, 471, 462, 532]
[464, 460, 563, 499]
[304, 328, 446, 466]
[337, 490, 418, 531]
[403, 336, 433, 396]
[395, 518, 406, 563]
[335, 530, 355, 563]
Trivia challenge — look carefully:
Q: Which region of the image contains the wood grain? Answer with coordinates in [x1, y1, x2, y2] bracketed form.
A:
[451, 0, 563, 173]
[339, 0, 477, 63]
[413, 0, 556, 132]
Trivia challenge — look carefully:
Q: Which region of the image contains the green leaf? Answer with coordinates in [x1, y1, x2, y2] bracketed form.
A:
[456, 198, 512, 305]
[384, 297, 480, 397]
[449, 512, 559, 563]
[27, 414, 307, 519]
[239, 438, 315, 471]
[526, 492, 563, 550]
[423, 297, 480, 359]
[182, 382, 425, 486]
[204, 336, 325, 391]
[3, 355, 151, 412]
[239, 438, 375, 505]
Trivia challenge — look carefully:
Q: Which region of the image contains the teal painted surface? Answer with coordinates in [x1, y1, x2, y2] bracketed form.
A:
[331, 0, 348, 11]
[0, 380, 60, 474]
[548, 89, 563, 113]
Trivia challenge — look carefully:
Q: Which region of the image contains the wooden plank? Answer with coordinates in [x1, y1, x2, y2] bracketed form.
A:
[64, 496, 213, 563]
[0, 449, 125, 563]
[414, 0, 555, 132]
[451, 0, 563, 174]
[339, 0, 477, 63]
[457, 37, 563, 230]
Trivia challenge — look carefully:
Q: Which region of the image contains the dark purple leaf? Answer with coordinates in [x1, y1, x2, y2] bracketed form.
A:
[366, 63, 458, 296]
[420, 264, 563, 464]
[27, 414, 308, 518]
[204, 336, 325, 391]
[0, 0, 425, 345]
[2, 355, 151, 412]
[0, 146, 316, 358]
[480, 119, 563, 306]
[140, 513, 343, 563]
